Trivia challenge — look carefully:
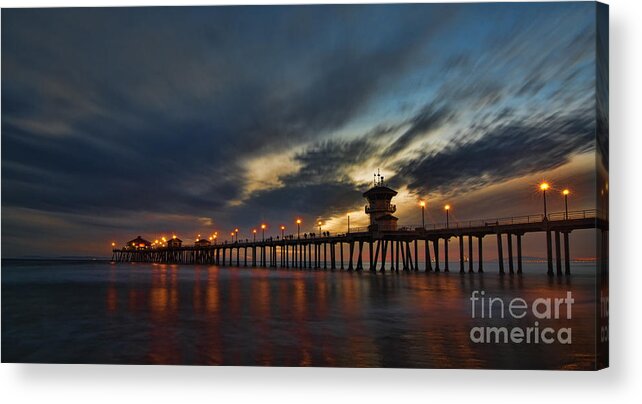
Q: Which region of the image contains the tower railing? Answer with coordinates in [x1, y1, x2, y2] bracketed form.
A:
[364, 203, 396, 214]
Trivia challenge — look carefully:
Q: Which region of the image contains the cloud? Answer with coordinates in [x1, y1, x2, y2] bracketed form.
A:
[392, 110, 595, 196]
[385, 102, 455, 156]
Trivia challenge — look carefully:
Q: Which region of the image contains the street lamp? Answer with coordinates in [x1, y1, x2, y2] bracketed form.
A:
[419, 201, 426, 229]
[296, 219, 301, 239]
[540, 182, 550, 218]
[347, 214, 350, 233]
[562, 189, 570, 220]
[230, 232, 235, 243]
[253, 229, 257, 242]
[235, 228, 239, 242]
[261, 224, 266, 241]
[280, 225, 285, 239]
[444, 204, 450, 228]
[318, 220, 322, 234]
[111, 242, 116, 248]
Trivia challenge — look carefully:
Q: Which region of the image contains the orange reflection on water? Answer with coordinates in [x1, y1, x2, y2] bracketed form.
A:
[192, 266, 202, 311]
[202, 266, 222, 364]
[106, 287, 118, 313]
[146, 265, 181, 364]
[251, 272, 273, 365]
[206, 266, 219, 314]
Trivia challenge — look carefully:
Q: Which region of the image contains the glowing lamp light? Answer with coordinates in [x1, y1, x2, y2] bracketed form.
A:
[172, 234, 176, 239]
[253, 229, 257, 234]
[563, 189, 570, 196]
[296, 219, 301, 224]
[419, 201, 426, 207]
[444, 204, 451, 211]
[261, 224, 266, 229]
[318, 221, 322, 226]
[111, 242, 116, 247]
[280, 225, 285, 230]
[540, 182, 550, 191]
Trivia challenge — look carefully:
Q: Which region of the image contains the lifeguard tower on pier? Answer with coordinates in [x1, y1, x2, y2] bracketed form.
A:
[363, 170, 398, 232]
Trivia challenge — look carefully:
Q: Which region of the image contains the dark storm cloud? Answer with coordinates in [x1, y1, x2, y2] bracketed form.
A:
[1, 5, 453, 218]
[220, 137, 379, 227]
[284, 138, 379, 185]
[393, 110, 595, 196]
[385, 103, 456, 156]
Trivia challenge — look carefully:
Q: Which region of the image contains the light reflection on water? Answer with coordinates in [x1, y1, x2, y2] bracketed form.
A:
[2, 260, 598, 369]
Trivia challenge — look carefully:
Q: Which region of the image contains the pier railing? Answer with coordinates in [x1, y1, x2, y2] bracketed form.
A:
[346, 209, 602, 234]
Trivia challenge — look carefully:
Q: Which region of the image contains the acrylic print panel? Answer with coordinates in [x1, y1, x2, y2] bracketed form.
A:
[1, 2, 608, 369]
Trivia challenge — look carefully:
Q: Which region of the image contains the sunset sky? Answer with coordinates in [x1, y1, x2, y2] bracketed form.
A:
[2, 3, 606, 258]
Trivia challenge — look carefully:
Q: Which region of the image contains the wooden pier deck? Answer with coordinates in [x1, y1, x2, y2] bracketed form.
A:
[112, 209, 607, 276]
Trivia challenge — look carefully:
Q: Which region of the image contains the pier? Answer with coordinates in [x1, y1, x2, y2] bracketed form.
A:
[112, 209, 607, 276]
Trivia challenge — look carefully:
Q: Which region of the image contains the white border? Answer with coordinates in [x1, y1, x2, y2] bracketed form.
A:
[2, 0, 642, 403]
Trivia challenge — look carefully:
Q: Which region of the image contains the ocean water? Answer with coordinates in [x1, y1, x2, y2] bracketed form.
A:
[1, 259, 599, 369]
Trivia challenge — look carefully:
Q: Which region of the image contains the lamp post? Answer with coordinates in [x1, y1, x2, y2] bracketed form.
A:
[261, 224, 266, 241]
[540, 182, 550, 219]
[253, 229, 257, 243]
[563, 189, 570, 220]
[280, 225, 285, 239]
[347, 214, 350, 233]
[420, 201, 426, 229]
[235, 228, 239, 243]
[296, 219, 301, 239]
[318, 221, 322, 234]
[444, 204, 450, 228]
[230, 232, 235, 243]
